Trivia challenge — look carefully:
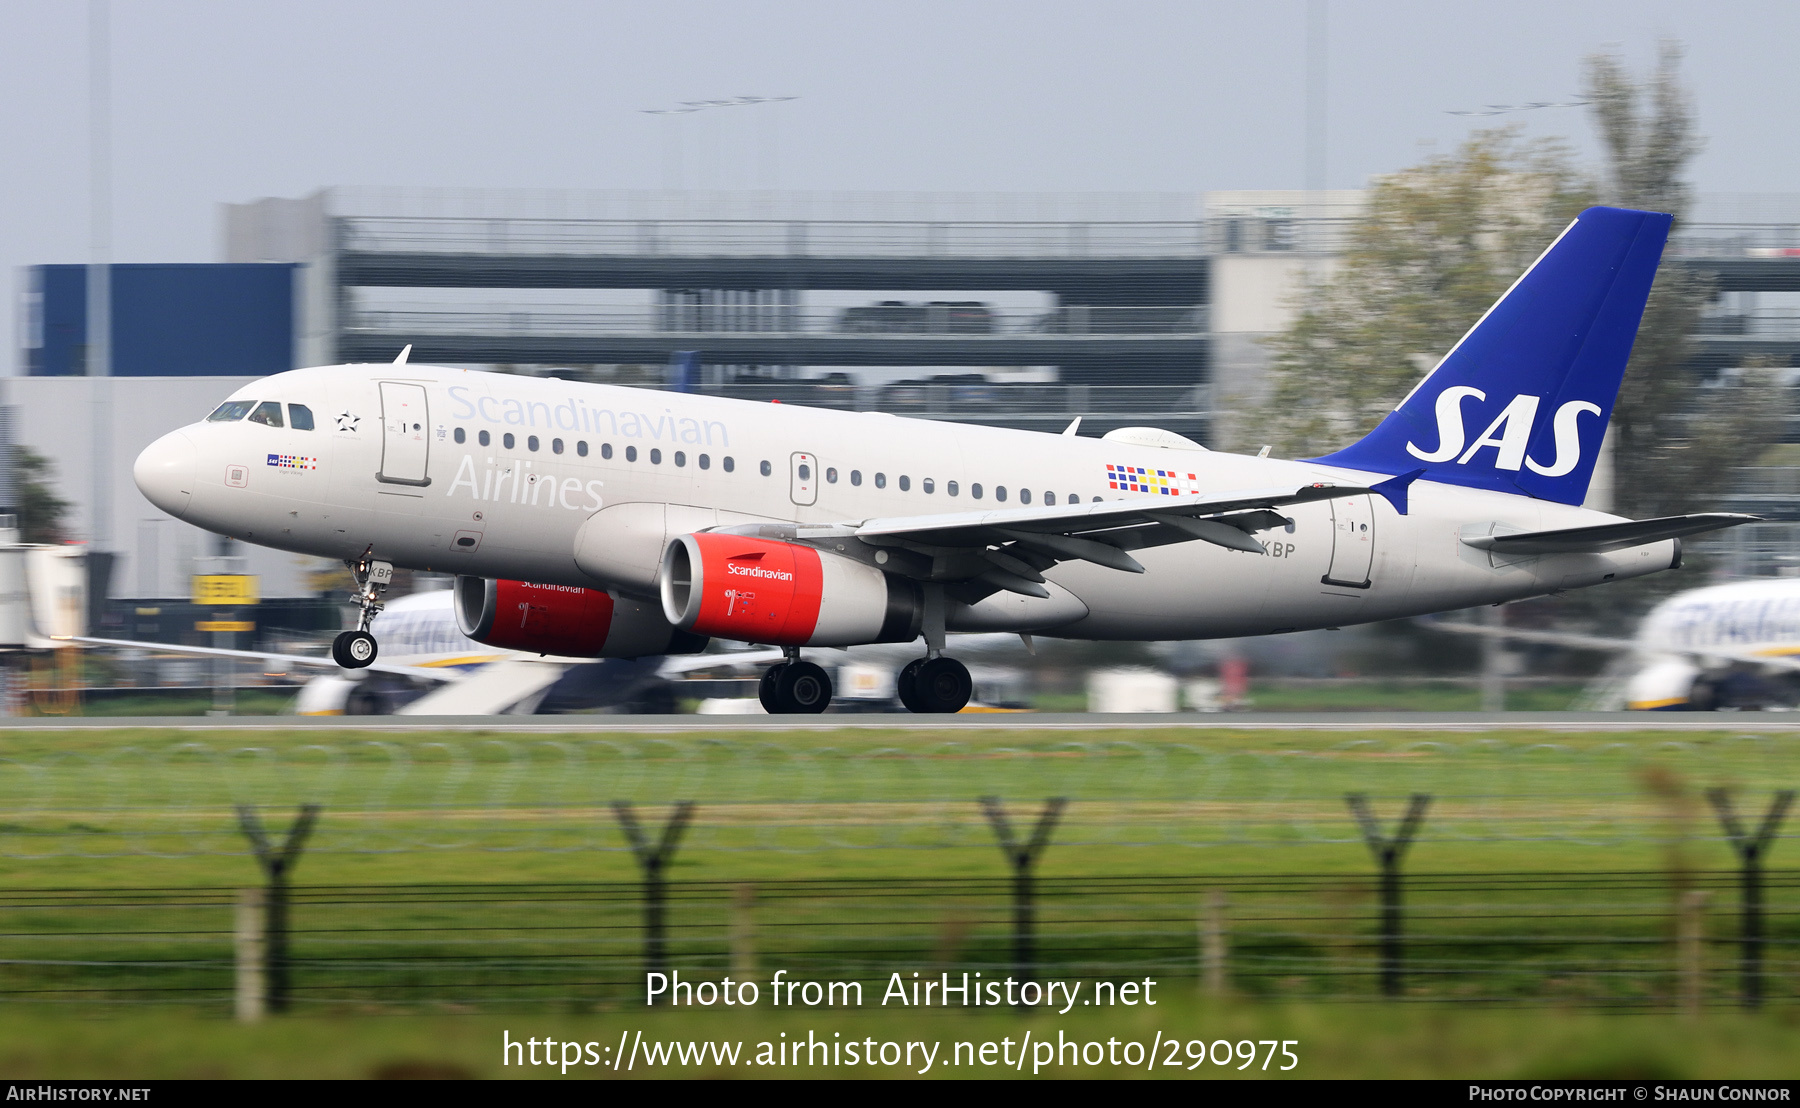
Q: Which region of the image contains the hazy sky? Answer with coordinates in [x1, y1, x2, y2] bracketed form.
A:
[3, 0, 1797, 360]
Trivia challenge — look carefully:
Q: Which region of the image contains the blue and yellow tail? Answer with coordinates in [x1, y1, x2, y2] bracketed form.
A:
[1312, 206, 1671, 506]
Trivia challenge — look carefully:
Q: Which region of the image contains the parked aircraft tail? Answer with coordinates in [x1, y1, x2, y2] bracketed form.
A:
[1312, 206, 1672, 506]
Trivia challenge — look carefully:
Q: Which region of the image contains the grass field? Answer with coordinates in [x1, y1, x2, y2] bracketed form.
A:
[0, 725, 1795, 1075]
[0, 724, 1793, 886]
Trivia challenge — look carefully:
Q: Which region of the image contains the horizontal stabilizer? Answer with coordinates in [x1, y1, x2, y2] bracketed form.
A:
[1461, 513, 1759, 555]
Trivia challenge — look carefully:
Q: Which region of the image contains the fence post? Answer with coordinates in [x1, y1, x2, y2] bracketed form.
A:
[979, 796, 1067, 1000]
[730, 883, 758, 982]
[1346, 793, 1430, 998]
[234, 887, 266, 1022]
[1678, 889, 1710, 1018]
[234, 803, 319, 1015]
[611, 800, 696, 995]
[1706, 788, 1794, 1010]
[1200, 890, 1228, 997]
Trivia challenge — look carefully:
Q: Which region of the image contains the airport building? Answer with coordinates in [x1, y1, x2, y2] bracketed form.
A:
[9, 187, 1800, 618]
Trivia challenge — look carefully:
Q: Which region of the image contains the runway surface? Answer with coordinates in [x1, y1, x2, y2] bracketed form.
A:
[3, 711, 1799, 732]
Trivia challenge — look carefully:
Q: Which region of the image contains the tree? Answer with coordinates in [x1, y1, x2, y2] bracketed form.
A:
[12, 446, 70, 544]
[1257, 128, 1594, 457]
[1256, 44, 1782, 521]
[1584, 43, 1784, 518]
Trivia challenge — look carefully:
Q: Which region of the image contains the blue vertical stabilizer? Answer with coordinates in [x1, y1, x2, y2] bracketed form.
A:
[1310, 206, 1671, 505]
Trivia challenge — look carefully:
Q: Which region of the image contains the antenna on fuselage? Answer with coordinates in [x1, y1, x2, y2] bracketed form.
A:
[394, 345, 412, 365]
[1061, 417, 1082, 436]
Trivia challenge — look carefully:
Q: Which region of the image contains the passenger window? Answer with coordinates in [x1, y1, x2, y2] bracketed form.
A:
[699, 454, 711, 470]
[248, 401, 284, 428]
[288, 404, 315, 431]
[453, 427, 466, 444]
[724, 457, 735, 472]
[826, 467, 838, 484]
[675, 451, 687, 467]
[650, 449, 662, 464]
[626, 445, 637, 462]
[552, 438, 564, 454]
[797, 462, 809, 480]
[527, 435, 540, 452]
[923, 478, 935, 494]
[874, 473, 886, 489]
[948, 481, 959, 497]
[503, 433, 515, 449]
[759, 460, 771, 476]
[995, 486, 1007, 502]
[1019, 488, 1030, 504]
[479, 430, 491, 447]
[577, 441, 589, 457]
[971, 483, 983, 499]
[850, 470, 862, 486]
[206, 400, 255, 422]
[898, 475, 910, 491]
[1044, 491, 1055, 506]
[1069, 493, 1078, 505]
[601, 443, 612, 459]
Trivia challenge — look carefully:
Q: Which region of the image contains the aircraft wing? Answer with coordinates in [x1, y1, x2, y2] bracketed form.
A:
[1419, 618, 1800, 672]
[1462, 513, 1759, 555]
[772, 482, 1374, 599]
[68, 636, 456, 682]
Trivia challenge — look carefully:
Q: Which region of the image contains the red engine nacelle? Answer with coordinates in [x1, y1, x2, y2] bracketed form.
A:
[453, 576, 707, 658]
[659, 533, 922, 647]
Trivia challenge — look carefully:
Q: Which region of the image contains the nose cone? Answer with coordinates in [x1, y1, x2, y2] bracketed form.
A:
[135, 430, 196, 519]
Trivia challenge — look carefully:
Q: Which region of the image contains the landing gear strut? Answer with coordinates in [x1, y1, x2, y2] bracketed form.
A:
[893, 583, 972, 713]
[332, 548, 392, 670]
[758, 654, 834, 714]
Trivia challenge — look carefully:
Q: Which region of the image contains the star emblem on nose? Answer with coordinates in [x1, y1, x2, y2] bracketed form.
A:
[336, 412, 360, 432]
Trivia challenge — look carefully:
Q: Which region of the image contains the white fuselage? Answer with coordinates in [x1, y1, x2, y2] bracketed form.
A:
[135, 365, 1678, 643]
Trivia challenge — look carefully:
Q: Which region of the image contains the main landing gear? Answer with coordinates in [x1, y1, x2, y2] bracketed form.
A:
[332, 549, 393, 670]
[897, 656, 972, 714]
[758, 652, 834, 714]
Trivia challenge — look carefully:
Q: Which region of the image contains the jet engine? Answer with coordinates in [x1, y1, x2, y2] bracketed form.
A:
[659, 533, 922, 646]
[454, 576, 707, 658]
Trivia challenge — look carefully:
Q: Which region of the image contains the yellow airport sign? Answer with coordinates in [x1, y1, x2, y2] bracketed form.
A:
[195, 620, 255, 633]
[191, 575, 260, 606]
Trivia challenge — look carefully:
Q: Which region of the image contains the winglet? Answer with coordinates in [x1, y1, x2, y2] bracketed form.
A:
[394, 344, 412, 365]
[1370, 468, 1426, 515]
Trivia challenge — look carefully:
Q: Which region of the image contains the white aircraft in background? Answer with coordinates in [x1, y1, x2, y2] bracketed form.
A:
[129, 206, 1760, 713]
[80, 584, 1024, 715]
[78, 586, 778, 715]
[1428, 577, 1800, 711]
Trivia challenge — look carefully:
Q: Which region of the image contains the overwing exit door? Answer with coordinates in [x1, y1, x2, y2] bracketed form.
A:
[378, 382, 430, 486]
[790, 452, 818, 506]
[1321, 494, 1375, 589]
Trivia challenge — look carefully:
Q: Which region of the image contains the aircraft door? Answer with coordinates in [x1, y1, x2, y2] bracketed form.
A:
[1321, 494, 1374, 589]
[378, 382, 430, 486]
[790, 452, 818, 506]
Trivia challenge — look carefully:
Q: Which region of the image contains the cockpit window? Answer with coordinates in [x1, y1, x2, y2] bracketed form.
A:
[206, 400, 255, 422]
[288, 403, 315, 431]
[248, 401, 284, 428]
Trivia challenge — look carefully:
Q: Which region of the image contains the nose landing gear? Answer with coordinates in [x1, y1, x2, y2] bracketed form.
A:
[332, 549, 393, 670]
[758, 651, 833, 714]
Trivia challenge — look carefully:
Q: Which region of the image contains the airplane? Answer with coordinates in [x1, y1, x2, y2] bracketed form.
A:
[1425, 577, 1800, 711]
[128, 205, 1758, 714]
[78, 585, 785, 715]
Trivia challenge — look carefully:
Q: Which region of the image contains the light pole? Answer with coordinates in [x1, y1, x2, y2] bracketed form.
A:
[88, 0, 112, 553]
